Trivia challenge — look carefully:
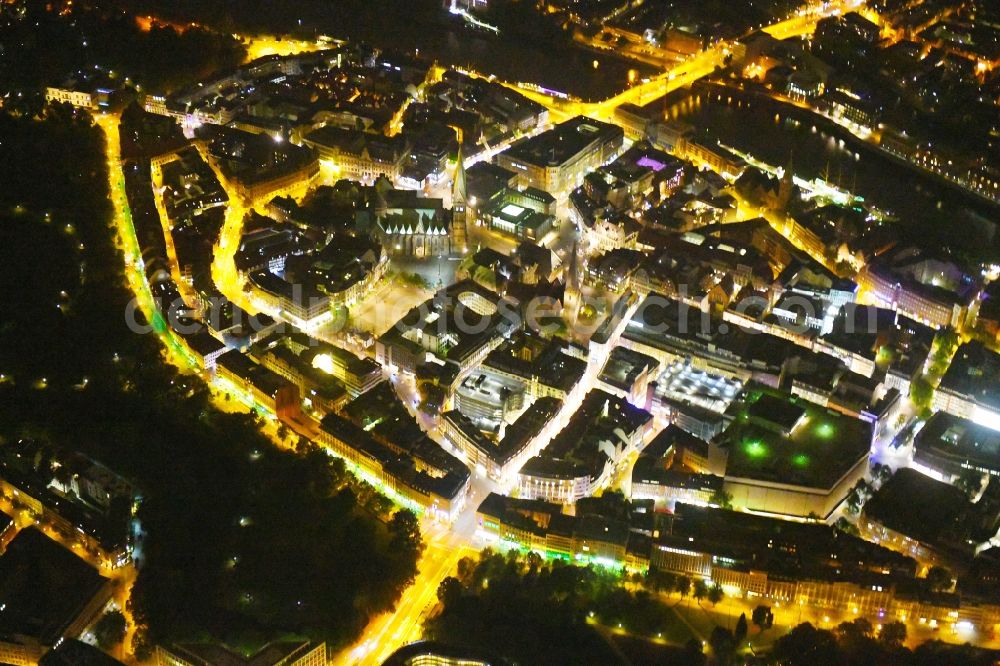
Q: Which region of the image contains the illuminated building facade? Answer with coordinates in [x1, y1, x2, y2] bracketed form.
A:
[494, 116, 624, 195]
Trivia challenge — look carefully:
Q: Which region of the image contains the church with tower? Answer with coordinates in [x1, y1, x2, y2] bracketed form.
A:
[370, 148, 471, 258]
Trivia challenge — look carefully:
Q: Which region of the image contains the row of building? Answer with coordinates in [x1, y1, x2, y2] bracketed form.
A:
[0, 439, 133, 570]
[476, 491, 1000, 634]
[317, 383, 471, 520]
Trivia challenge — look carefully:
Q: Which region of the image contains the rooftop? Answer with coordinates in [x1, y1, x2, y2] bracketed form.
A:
[0, 442, 131, 553]
[40, 639, 127, 666]
[164, 641, 320, 666]
[863, 468, 969, 546]
[660, 503, 916, 583]
[303, 126, 408, 164]
[717, 387, 871, 489]
[217, 349, 294, 399]
[204, 127, 318, 187]
[598, 347, 659, 392]
[624, 294, 826, 376]
[477, 492, 644, 551]
[915, 412, 1000, 473]
[746, 394, 806, 434]
[382, 641, 500, 666]
[499, 115, 622, 168]
[484, 334, 586, 396]
[465, 162, 518, 204]
[653, 361, 743, 415]
[0, 529, 108, 645]
[524, 389, 651, 482]
[322, 408, 470, 502]
[939, 342, 1000, 412]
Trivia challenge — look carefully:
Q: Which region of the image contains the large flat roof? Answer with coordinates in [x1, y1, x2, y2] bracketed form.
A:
[166, 641, 318, 666]
[939, 342, 1000, 411]
[484, 334, 586, 395]
[598, 346, 658, 391]
[863, 468, 969, 546]
[0, 529, 107, 645]
[499, 115, 622, 168]
[660, 503, 916, 582]
[915, 412, 1000, 473]
[747, 394, 806, 433]
[624, 294, 818, 374]
[717, 388, 871, 489]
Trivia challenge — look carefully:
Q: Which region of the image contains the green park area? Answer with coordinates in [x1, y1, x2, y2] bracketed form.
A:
[0, 109, 418, 655]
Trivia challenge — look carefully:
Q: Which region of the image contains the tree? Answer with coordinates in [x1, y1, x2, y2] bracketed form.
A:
[368, 493, 393, 516]
[835, 259, 856, 277]
[834, 517, 859, 536]
[525, 550, 542, 572]
[389, 509, 423, 555]
[735, 613, 749, 644]
[437, 576, 463, 608]
[956, 467, 984, 499]
[456, 556, 476, 585]
[752, 604, 774, 632]
[910, 376, 934, 414]
[707, 583, 724, 607]
[836, 618, 873, 644]
[925, 565, 952, 593]
[708, 626, 736, 664]
[682, 638, 706, 666]
[693, 579, 709, 605]
[648, 568, 676, 594]
[131, 627, 154, 662]
[674, 575, 691, 600]
[709, 488, 733, 509]
[835, 618, 878, 662]
[93, 610, 127, 649]
[871, 462, 892, 487]
[772, 622, 842, 665]
[845, 488, 863, 515]
[879, 621, 907, 647]
[846, 478, 873, 515]
[936, 328, 960, 353]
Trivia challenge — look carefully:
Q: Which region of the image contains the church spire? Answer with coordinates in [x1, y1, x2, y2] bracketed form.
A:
[452, 143, 468, 206]
[450, 144, 469, 255]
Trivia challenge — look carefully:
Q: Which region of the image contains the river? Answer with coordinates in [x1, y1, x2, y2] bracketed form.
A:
[666, 83, 999, 255]
[139, 0, 656, 101]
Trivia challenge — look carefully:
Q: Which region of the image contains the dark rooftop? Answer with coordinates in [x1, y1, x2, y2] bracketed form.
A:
[915, 412, 1000, 474]
[382, 641, 504, 666]
[216, 349, 293, 399]
[0, 528, 108, 645]
[500, 116, 622, 168]
[484, 334, 586, 396]
[165, 641, 320, 666]
[660, 503, 916, 583]
[939, 342, 1000, 411]
[40, 639, 127, 666]
[864, 468, 969, 546]
[523, 389, 651, 483]
[746, 394, 806, 433]
[598, 346, 659, 392]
